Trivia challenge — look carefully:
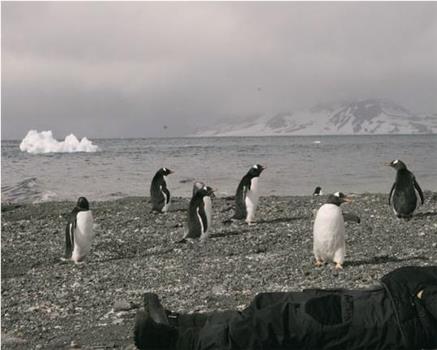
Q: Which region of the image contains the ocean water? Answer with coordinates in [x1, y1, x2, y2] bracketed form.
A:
[1, 135, 436, 203]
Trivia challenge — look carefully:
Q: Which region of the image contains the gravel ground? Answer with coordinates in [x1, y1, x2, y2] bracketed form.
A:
[2, 193, 437, 349]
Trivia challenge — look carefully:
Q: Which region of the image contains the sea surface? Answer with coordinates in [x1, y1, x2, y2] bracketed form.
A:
[2, 135, 436, 203]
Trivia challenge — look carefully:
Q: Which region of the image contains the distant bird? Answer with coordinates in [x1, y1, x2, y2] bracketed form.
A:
[150, 168, 174, 213]
[63, 197, 94, 264]
[386, 160, 424, 220]
[313, 186, 323, 196]
[185, 185, 215, 240]
[313, 192, 353, 270]
[234, 164, 265, 225]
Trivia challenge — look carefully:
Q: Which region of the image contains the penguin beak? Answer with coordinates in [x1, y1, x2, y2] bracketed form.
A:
[168, 170, 174, 174]
[384, 162, 392, 167]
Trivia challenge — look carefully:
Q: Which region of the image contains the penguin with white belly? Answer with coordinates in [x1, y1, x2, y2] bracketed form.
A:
[233, 164, 265, 225]
[386, 159, 424, 220]
[63, 197, 94, 264]
[313, 192, 352, 270]
[150, 168, 174, 213]
[185, 185, 215, 240]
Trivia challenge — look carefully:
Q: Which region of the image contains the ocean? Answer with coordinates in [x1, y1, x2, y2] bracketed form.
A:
[1, 135, 436, 203]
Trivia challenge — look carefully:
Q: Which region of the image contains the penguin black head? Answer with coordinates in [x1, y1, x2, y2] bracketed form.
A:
[195, 185, 215, 198]
[76, 197, 90, 210]
[313, 186, 322, 196]
[247, 164, 265, 178]
[158, 167, 174, 176]
[326, 192, 352, 206]
[386, 159, 407, 171]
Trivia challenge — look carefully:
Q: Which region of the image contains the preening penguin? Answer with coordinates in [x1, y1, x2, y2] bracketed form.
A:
[234, 164, 265, 225]
[386, 160, 424, 219]
[313, 192, 352, 270]
[150, 168, 174, 213]
[185, 185, 215, 240]
[63, 197, 94, 264]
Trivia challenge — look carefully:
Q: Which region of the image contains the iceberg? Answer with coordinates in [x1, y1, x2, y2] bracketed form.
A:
[19, 130, 99, 154]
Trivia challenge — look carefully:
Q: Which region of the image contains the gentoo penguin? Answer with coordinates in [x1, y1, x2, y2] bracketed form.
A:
[313, 186, 323, 196]
[386, 159, 424, 219]
[193, 181, 215, 198]
[150, 168, 174, 213]
[313, 192, 352, 270]
[234, 164, 265, 225]
[63, 197, 94, 264]
[185, 185, 215, 239]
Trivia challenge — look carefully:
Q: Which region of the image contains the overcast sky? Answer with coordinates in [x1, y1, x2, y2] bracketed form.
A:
[2, 2, 437, 139]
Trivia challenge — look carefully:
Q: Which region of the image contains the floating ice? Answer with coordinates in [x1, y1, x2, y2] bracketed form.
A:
[19, 130, 99, 154]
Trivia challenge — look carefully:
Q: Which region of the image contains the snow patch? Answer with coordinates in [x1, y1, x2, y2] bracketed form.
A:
[19, 130, 99, 154]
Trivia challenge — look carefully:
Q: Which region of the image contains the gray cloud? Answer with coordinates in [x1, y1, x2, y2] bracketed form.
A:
[2, 2, 437, 139]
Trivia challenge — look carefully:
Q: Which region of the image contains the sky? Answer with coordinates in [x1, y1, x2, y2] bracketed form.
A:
[2, 1, 437, 139]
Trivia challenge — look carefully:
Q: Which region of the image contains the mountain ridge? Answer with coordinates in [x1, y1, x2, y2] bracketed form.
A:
[194, 99, 437, 136]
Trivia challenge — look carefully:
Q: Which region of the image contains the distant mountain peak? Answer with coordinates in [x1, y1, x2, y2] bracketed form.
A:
[194, 99, 436, 136]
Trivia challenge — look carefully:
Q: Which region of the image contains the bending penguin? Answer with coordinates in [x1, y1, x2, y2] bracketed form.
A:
[63, 197, 94, 264]
[185, 185, 215, 240]
[386, 159, 424, 220]
[313, 192, 352, 270]
[150, 168, 174, 213]
[233, 164, 265, 225]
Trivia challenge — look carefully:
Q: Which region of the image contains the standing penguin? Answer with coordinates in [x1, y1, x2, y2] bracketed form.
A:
[63, 197, 94, 264]
[313, 186, 323, 196]
[386, 159, 424, 219]
[185, 185, 215, 240]
[313, 192, 352, 270]
[234, 164, 265, 225]
[150, 168, 174, 213]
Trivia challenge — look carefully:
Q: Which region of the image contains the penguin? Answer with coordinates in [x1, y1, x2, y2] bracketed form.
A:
[63, 197, 94, 264]
[386, 159, 424, 219]
[234, 164, 265, 225]
[313, 192, 352, 270]
[150, 168, 174, 213]
[313, 186, 323, 196]
[185, 185, 215, 240]
[193, 181, 216, 198]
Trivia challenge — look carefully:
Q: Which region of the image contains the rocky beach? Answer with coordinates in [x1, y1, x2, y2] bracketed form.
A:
[2, 193, 437, 349]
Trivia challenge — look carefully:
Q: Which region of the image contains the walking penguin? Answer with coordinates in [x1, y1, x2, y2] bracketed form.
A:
[386, 159, 424, 220]
[185, 185, 215, 240]
[233, 164, 265, 225]
[63, 197, 94, 264]
[150, 168, 174, 213]
[313, 192, 352, 270]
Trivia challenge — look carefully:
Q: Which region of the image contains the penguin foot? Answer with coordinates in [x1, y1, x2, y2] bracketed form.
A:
[314, 259, 324, 267]
[334, 263, 343, 270]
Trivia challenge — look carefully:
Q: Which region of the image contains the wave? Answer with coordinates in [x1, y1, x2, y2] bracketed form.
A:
[19, 130, 99, 154]
[1, 177, 58, 203]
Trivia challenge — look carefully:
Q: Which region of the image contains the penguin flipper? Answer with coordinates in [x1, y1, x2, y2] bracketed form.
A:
[388, 183, 395, 205]
[162, 187, 171, 204]
[234, 184, 248, 219]
[64, 221, 74, 259]
[413, 178, 425, 205]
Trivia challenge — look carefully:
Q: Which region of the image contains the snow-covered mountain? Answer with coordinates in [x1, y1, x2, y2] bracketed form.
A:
[194, 99, 437, 136]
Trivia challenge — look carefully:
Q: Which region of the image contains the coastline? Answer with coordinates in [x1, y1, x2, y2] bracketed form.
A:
[2, 193, 437, 349]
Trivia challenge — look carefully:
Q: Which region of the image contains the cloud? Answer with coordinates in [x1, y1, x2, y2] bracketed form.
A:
[2, 2, 437, 139]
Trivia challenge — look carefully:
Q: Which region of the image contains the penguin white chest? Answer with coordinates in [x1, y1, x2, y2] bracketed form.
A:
[161, 176, 170, 212]
[201, 196, 212, 239]
[313, 204, 345, 263]
[72, 211, 94, 263]
[245, 177, 259, 222]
